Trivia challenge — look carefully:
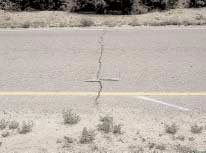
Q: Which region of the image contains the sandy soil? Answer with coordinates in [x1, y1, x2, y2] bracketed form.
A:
[0, 8, 206, 28]
[0, 97, 206, 153]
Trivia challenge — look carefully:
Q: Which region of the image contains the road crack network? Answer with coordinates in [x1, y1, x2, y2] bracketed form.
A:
[95, 30, 106, 104]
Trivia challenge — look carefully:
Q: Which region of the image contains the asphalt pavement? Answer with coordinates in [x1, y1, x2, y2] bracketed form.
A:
[0, 27, 206, 113]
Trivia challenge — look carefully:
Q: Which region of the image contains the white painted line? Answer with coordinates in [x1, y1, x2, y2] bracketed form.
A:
[136, 96, 190, 111]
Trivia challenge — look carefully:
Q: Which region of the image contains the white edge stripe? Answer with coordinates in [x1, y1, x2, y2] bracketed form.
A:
[137, 96, 190, 111]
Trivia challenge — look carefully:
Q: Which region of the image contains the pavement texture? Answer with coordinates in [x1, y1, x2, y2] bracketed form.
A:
[0, 27, 206, 111]
[0, 27, 206, 152]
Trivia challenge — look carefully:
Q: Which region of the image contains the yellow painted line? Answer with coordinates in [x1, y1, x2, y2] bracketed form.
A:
[0, 92, 206, 96]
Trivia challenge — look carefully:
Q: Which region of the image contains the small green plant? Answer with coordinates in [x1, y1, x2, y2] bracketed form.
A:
[0, 119, 8, 130]
[9, 121, 19, 130]
[79, 127, 95, 144]
[18, 120, 33, 134]
[62, 109, 80, 125]
[190, 124, 203, 134]
[79, 18, 94, 27]
[165, 123, 178, 135]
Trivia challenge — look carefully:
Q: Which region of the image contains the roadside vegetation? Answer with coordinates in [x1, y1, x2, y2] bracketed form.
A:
[0, 0, 206, 14]
[0, 0, 206, 28]
[0, 119, 33, 139]
[62, 109, 80, 125]
[0, 111, 205, 152]
[0, 8, 206, 28]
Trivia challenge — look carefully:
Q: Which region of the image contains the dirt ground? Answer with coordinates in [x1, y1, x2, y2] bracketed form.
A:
[0, 96, 206, 153]
[0, 8, 206, 28]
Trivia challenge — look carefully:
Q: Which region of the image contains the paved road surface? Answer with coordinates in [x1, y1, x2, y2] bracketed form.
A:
[0, 27, 206, 113]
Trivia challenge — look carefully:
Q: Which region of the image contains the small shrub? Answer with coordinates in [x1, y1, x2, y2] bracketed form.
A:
[64, 136, 75, 143]
[155, 144, 166, 150]
[162, 0, 179, 9]
[195, 14, 204, 20]
[9, 121, 19, 130]
[175, 145, 196, 153]
[0, 0, 19, 11]
[0, 0, 74, 11]
[177, 0, 191, 8]
[0, 119, 8, 130]
[191, 0, 206, 7]
[18, 120, 33, 134]
[128, 145, 144, 153]
[148, 142, 155, 149]
[190, 124, 203, 134]
[21, 22, 30, 28]
[95, 0, 107, 14]
[97, 116, 123, 134]
[62, 109, 80, 125]
[79, 18, 94, 27]
[1, 131, 9, 137]
[128, 18, 141, 26]
[56, 138, 63, 144]
[62, 136, 76, 148]
[176, 135, 185, 141]
[188, 137, 195, 141]
[79, 127, 95, 144]
[131, 0, 149, 14]
[165, 123, 178, 135]
[97, 116, 113, 133]
[113, 124, 122, 134]
[103, 20, 116, 27]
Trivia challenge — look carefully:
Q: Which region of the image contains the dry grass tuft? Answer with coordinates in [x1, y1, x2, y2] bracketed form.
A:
[1, 131, 9, 137]
[79, 17, 94, 27]
[64, 136, 75, 143]
[190, 124, 203, 134]
[21, 22, 30, 28]
[97, 116, 123, 134]
[8, 121, 19, 130]
[18, 120, 34, 134]
[0, 119, 8, 130]
[79, 127, 95, 144]
[175, 135, 185, 141]
[155, 144, 166, 151]
[113, 124, 123, 134]
[128, 18, 141, 26]
[98, 116, 113, 133]
[175, 145, 196, 153]
[62, 109, 80, 125]
[165, 123, 178, 135]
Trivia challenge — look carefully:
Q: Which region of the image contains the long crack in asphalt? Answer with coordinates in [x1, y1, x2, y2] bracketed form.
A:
[95, 30, 106, 104]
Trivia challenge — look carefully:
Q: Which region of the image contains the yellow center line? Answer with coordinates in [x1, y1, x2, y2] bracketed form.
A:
[0, 92, 206, 96]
